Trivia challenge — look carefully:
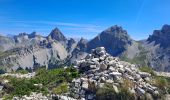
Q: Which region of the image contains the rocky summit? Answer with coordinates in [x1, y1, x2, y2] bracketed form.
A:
[69, 47, 159, 100]
[86, 25, 132, 56]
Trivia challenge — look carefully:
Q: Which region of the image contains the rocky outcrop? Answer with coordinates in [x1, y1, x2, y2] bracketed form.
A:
[69, 38, 88, 63]
[69, 47, 159, 99]
[147, 24, 170, 48]
[87, 25, 132, 56]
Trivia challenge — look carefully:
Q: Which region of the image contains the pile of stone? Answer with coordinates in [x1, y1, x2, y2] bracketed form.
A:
[70, 47, 159, 99]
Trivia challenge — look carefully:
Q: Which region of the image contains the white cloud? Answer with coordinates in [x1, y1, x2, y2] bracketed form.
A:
[4, 20, 101, 28]
[1, 19, 104, 33]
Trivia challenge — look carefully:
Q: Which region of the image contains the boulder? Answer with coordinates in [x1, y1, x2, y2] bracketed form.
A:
[136, 87, 145, 95]
[144, 77, 150, 82]
[98, 51, 106, 56]
[74, 94, 80, 99]
[134, 74, 141, 81]
[82, 82, 89, 90]
[80, 78, 88, 82]
[90, 65, 97, 69]
[106, 79, 114, 84]
[98, 83, 105, 88]
[153, 90, 159, 96]
[118, 68, 125, 73]
[85, 54, 92, 59]
[100, 63, 107, 70]
[101, 77, 106, 83]
[95, 47, 105, 55]
[87, 94, 94, 100]
[91, 58, 99, 62]
[99, 56, 105, 61]
[110, 72, 122, 77]
[118, 64, 124, 68]
[113, 85, 119, 93]
[125, 67, 132, 74]
[108, 67, 115, 72]
[108, 60, 116, 66]
[139, 72, 151, 78]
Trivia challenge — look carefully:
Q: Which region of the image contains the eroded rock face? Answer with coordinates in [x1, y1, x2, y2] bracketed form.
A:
[70, 47, 159, 100]
[147, 24, 170, 48]
[87, 26, 132, 56]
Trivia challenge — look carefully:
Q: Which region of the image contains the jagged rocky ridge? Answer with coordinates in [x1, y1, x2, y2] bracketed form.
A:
[69, 47, 159, 99]
[70, 25, 140, 66]
[0, 28, 77, 72]
[1, 24, 170, 72]
[141, 24, 170, 71]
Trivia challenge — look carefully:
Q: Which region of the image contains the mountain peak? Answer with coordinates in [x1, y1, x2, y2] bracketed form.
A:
[18, 33, 28, 36]
[103, 25, 127, 34]
[48, 27, 67, 42]
[87, 25, 132, 56]
[105, 25, 123, 31]
[28, 31, 37, 38]
[147, 24, 170, 48]
[101, 25, 129, 39]
[162, 24, 170, 32]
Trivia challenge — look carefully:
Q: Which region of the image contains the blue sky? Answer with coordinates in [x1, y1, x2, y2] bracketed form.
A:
[0, 0, 170, 40]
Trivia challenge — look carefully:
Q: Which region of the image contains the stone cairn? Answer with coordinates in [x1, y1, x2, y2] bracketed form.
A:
[70, 47, 159, 100]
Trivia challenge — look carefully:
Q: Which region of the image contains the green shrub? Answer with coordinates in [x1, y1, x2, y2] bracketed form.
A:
[3, 94, 13, 100]
[52, 82, 68, 95]
[96, 84, 116, 100]
[32, 67, 79, 87]
[154, 76, 167, 89]
[16, 70, 29, 74]
[1, 67, 80, 98]
[9, 78, 40, 96]
[96, 83, 136, 100]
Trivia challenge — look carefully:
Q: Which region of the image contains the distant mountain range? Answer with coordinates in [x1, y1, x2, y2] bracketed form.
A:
[0, 24, 170, 72]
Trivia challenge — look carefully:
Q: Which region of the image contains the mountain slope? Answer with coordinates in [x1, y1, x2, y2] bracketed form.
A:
[0, 35, 15, 51]
[0, 28, 77, 72]
[141, 24, 170, 71]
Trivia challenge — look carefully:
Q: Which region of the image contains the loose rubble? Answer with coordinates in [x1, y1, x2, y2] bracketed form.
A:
[13, 93, 76, 100]
[70, 47, 159, 99]
[13, 92, 49, 100]
[2, 72, 36, 78]
[155, 71, 170, 78]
